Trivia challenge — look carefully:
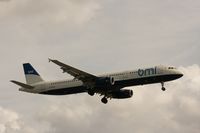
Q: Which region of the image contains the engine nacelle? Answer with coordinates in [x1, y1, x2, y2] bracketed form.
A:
[111, 89, 133, 99]
[95, 77, 115, 87]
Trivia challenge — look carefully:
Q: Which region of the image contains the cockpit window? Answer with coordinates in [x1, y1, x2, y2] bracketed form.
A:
[168, 67, 176, 69]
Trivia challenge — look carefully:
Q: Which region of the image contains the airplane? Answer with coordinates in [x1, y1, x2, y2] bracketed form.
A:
[11, 59, 183, 104]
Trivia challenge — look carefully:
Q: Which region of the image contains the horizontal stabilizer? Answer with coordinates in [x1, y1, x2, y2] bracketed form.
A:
[10, 80, 34, 89]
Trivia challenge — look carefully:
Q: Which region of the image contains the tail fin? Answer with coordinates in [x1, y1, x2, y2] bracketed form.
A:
[23, 63, 44, 84]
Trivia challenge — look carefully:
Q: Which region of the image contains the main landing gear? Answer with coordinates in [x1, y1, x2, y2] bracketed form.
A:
[101, 97, 108, 104]
[88, 89, 95, 96]
[161, 82, 166, 91]
[87, 89, 108, 104]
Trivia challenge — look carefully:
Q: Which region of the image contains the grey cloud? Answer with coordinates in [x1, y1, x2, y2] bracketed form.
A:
[0, 0, 101, 26]
[1, 0, 200, 133]
[3, 65, 198, 133]
[1, 0, 200, 67]
[0, 106, 20, 133]
[0, 106, 54, 133]
[46, 65, 199, 133]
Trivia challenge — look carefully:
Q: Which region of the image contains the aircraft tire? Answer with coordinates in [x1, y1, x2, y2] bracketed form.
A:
[88, 89, 95, 96]
[101, 97, 108, 104]
[161, 87, 166, 91]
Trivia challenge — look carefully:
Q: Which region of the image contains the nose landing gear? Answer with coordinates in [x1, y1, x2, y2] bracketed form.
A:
[161, 82, 166, 91]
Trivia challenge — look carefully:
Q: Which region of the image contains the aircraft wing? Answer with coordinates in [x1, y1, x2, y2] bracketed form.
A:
[49, 59, 97, 82]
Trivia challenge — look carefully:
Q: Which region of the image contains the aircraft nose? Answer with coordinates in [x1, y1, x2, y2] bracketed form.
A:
[177, 71, 184, 78]
[179, 73, 183, 78]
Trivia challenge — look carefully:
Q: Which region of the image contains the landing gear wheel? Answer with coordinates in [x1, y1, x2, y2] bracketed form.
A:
[161, 87, 166, 91]
[101, 97, 108, 104]
[88, 89, 95, 96]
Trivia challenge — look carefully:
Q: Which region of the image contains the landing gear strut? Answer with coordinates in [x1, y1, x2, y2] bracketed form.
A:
[161, 82, 166, 91]
[101, 97, 108, 104]
[88, 89, 95, 96]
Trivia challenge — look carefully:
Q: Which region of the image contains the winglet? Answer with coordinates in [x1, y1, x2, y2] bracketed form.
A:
[48, 58, 53, 62]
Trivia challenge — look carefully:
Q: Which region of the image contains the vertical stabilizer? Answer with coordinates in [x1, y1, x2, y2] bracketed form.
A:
[23, 63, 44, 84]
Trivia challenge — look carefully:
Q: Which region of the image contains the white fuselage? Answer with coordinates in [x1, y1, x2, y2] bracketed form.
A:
[19, 65, 183, 95]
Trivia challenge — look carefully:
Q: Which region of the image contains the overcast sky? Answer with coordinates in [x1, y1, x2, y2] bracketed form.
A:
[0, 0, 200, 133]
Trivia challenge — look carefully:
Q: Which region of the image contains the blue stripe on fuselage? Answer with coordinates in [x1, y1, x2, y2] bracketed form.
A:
[39, 74, 182, 95]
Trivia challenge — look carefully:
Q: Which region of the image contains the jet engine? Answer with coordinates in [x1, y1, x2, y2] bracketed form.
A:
[111, 89, 133, 99]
